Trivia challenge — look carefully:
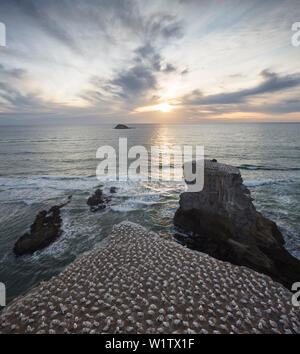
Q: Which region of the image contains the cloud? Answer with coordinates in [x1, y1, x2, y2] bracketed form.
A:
[110, 65, 156, 97]
[0, 0, 81, 53]
[0, 65, 39, 111]
[0, 64, 26, 79]
[181, 68, 189, 75]
[134, 43, 177, 73]
[1, 0, 300, 123]
[183, 70, 300, 105]
[84, 42, 179, 108]
[0, 82, 43, 111]
[142, 13, 184, 40]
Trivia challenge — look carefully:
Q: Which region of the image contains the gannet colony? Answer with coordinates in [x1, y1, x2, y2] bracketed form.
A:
[0, 222, 299, 334]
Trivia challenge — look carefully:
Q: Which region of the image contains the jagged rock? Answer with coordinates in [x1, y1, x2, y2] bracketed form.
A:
[87, 189, 110, 212]
[174, 160, 300, 288]
[114, 124, 130, 129]
[110, 187, 117, 194]
[13, 196, 72, 256]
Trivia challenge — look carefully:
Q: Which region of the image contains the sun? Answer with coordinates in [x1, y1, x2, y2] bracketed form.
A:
[156, 102, 173, 112]
[134, 102, 176, 113]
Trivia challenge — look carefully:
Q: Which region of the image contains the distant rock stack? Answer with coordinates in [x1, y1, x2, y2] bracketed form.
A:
[174, 160, 300, 289]
[1, 222, 299, 334]
[114, 124, 130, 129]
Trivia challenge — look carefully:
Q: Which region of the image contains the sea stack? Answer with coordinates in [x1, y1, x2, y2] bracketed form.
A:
[174, 160, 300, 288]
[87, 189, 110, 212]
[13, 196, 72, 256]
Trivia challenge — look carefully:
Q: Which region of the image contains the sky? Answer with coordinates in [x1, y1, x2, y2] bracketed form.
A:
[0, 0, 299, 124]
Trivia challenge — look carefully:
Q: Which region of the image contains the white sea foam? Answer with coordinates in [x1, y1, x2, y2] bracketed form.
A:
[244, 180, 274, 187]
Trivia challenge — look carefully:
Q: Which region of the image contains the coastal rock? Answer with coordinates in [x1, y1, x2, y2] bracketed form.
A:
[13, 196, 72, 256]
[1, 222, 299, 334]
[114, 124, 130, 129]
[174, 160, 300, 288]
[87, 189, 110, 212]
[110, 186, 117, 193]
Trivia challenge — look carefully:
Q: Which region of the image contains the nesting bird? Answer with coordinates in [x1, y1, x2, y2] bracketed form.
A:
[0, 221, 299, 334]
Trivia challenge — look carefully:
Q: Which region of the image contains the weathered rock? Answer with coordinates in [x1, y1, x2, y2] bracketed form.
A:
[174, 160, 300, 288]
[13, 196, 72, 256]
[87, 189, 110, 212]
[110, 186, 117, 193]
[114, 124, 130, 129]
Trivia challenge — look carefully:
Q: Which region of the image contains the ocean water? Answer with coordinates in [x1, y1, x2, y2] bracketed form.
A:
[0, 123, 299, 304]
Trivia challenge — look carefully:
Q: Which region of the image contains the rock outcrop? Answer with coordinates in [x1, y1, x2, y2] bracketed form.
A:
[87, 189, 110, 212]
[174, 160, 300, 289]
[114, 124, 130, 129]
[110, 186, 117, 193]
[13, 196, 72, 256]
[1, 222, 299, 334]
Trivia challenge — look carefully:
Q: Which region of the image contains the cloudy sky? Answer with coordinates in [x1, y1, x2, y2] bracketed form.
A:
[0, 0, 299, 124]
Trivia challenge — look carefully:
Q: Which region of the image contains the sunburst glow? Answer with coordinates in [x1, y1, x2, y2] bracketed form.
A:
[135, 102, 175, 113]
[158, 102, 173, 112]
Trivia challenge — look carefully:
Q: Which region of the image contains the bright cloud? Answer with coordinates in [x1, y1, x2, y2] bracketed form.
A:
[0, 0, 299, 124]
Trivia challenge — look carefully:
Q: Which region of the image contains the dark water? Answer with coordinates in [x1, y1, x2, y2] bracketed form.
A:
[0, 123, 299, 303]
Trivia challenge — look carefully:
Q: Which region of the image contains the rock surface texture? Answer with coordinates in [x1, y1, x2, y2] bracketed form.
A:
[1, 222, 299, 334]
[13, 196, 72, 256]
[110, 186, 117, 194]
[174, 160, 300, 288]
[87, 189, 110, 212]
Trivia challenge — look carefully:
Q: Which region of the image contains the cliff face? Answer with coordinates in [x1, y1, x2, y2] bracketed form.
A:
[174, 160, 300, 288]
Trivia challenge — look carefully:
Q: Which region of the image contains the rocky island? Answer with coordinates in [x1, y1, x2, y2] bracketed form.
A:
[13, 196, 72, 256]
[114, 124, 131, 129]
[87, 188, 110, 212]
[174, 160, 300, 289]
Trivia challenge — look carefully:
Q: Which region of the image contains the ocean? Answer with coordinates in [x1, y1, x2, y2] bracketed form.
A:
[0, 123, 299, 304]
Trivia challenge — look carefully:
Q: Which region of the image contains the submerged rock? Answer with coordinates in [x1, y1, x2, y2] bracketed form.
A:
[13, 196, 72, 256]
[174, 160, 300, 288]
[87, 189, 110, 212]
[114, 124, 130, 129]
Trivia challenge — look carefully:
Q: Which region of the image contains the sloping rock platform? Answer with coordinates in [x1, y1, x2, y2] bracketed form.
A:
[1, 222, 299, 334]
[174, 160, 300, 289]
[13, 196, 72, 256]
